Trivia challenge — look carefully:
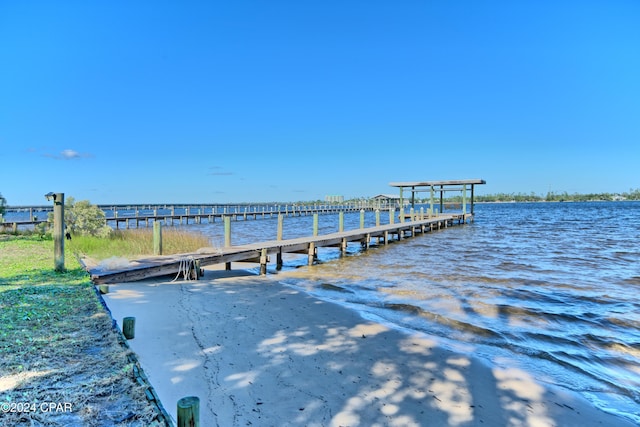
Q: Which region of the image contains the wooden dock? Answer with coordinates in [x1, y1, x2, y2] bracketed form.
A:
[1, 205, 372, 232]
[105, 205, 371, 229]
[85, 213, 471, 284]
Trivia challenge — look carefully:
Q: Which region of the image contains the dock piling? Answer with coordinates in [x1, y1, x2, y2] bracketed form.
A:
[123, 317, 135, 340]
[277, 214, 284, 240]
[153, 221, 162, 255]
[177, 396, 199, 427]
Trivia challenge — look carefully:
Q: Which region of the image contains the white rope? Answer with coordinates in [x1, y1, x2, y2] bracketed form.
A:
[172, 256, 196, 282]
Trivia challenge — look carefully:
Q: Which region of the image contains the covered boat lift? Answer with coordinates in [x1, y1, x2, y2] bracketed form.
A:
[389, 179, 486, 216]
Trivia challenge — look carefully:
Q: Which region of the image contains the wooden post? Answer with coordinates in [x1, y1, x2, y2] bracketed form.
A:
[224, 216, 231, 247]
[359, 209, 365, 229]
[399, 207, 405, 223]
[313, 213, 318, 236]
[153, 221, 162, 255]
[276, 247, 283, 270]
[224, 216, 232, 270]
[339, 211, 344, 232]
[410, 207, 414, 221]
[428, 187, 433, 217]
[123, 317, 135, 339]
[277, 214, 284, 240]
[471, 184, 476, 216]
[375, 209, 380, 227]
[389, 208, 395, 225]
[192, 259, 202, 280]
[260, 248, 268, 275]
[462, 184, 467, 215]
[308, 243, 316, 266]
[177, 396, 199, 427]
[51, 193, 65, 272]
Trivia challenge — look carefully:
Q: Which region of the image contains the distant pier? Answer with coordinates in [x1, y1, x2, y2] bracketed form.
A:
[0, 204, 374, 232]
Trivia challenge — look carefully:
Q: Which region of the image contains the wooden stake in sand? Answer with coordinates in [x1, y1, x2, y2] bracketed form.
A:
[177, 396, 199, 427]
[123, 317, 135, 340]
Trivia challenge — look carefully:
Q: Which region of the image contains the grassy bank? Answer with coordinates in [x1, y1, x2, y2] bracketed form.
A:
[69, 228, 211, 261]
[0, 236, 164, 426]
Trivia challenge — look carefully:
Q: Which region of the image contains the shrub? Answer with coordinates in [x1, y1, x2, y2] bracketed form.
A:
[41, 197, 112, 238]
[65, 198, 112, 238]
[0, 193, 6, 218]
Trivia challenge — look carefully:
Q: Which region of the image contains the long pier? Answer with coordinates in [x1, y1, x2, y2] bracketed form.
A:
[85, 213, 472, 284]
[0, 204, 373, 232]
[105, 205, 371, 229]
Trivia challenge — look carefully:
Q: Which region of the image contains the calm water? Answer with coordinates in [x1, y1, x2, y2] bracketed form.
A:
[181, 201, 640, 423]
[8, 202, 639, 421]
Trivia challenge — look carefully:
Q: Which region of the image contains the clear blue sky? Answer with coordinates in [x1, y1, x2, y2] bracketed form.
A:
[2, 1, 639, 205]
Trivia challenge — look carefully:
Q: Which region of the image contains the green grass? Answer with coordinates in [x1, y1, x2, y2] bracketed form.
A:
[0, 236, 161, 426]
[0, 237, 86, 289]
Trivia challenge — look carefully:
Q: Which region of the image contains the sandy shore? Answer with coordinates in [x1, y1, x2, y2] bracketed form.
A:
[101, 268, 634, 427]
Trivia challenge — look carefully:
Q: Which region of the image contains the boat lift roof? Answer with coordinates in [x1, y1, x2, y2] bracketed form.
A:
[389, 179, 486, 189]
[388, 179, 486, 213]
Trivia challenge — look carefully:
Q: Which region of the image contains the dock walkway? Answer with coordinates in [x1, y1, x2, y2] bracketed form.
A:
[86, 213, 469, 284]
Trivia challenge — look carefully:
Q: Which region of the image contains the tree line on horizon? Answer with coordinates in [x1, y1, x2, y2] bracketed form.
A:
[444, 188, 640, 203]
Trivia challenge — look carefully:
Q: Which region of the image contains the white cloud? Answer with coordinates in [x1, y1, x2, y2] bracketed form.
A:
[40, 148, 93, 160]
[61, 149, 81, 159]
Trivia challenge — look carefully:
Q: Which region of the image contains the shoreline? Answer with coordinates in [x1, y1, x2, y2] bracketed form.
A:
[101, 266, 635, 426]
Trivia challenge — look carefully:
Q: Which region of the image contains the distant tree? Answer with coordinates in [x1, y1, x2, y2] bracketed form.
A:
[0, 192, 6, 216]
[626, 188, 640, 200]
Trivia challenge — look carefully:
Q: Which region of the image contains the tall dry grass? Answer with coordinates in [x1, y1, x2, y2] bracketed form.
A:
[69, 228, 211, 260]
